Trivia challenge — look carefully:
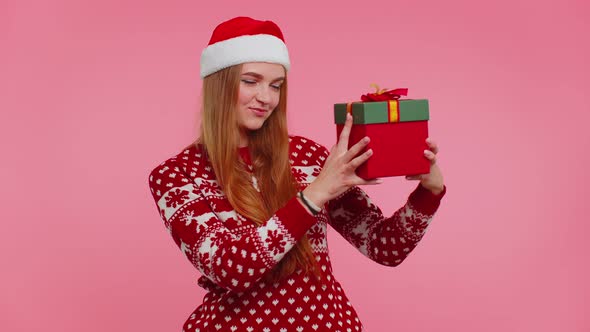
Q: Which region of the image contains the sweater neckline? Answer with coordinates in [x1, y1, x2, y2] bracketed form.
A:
[238, 146, 251, 166]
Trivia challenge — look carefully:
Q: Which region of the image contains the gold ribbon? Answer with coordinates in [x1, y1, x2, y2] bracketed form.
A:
[388, 100, 400, 123]
[370, 83, 389, 95]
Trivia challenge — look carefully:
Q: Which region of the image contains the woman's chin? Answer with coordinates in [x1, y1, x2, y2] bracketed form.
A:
[244, 121, 266, 132]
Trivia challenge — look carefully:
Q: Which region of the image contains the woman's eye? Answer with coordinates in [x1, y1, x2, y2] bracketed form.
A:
[242, 79, 280, 90]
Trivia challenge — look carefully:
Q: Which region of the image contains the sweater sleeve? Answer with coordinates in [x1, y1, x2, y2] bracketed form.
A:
[148, 159, 317, 293]
[327, 183, 446, 266]
[302, 140, 447, 266]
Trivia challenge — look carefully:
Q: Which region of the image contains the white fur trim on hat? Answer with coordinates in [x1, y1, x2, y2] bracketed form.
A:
[200, 34, 290, 78]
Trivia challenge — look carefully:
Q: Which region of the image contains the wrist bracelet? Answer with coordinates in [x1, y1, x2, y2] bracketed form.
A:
[298, 191, 321, 215]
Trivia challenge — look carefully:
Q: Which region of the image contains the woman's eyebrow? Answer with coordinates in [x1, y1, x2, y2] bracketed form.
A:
[242, 72, 285, 82]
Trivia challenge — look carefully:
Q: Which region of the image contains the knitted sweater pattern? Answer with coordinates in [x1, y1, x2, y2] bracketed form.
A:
[148, 135, 446, 332]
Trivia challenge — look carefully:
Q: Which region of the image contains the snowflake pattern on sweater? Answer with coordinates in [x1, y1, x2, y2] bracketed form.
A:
[148, 135, 446, 332]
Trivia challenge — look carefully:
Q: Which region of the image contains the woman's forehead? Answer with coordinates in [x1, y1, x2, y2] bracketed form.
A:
[241, 62, 285, 79]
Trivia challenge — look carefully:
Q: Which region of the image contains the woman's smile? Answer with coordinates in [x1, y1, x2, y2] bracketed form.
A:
[249, 107, 268, 117]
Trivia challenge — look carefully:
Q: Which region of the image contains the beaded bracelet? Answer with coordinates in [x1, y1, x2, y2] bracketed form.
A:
[298, 191, 321, 215]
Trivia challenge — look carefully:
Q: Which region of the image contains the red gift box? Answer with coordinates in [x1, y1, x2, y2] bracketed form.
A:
[334, 86, 430, 179]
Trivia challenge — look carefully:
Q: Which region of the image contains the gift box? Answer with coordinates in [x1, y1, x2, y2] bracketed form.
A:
[334, 86, 430, 179]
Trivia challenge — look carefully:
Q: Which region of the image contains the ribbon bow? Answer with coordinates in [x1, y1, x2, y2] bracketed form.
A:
[360, 83, 408, 102]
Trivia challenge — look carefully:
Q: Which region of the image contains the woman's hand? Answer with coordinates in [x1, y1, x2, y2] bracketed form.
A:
[406, 138, 445, 195]
[303, 113, 382, 207]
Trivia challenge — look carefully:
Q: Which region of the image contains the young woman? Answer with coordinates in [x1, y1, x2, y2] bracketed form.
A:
[148, 16, 446, 332]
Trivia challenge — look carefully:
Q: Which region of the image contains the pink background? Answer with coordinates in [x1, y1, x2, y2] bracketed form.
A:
[2, 0, 589, 331]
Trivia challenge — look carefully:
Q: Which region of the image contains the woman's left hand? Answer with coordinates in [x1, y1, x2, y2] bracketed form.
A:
[405, 138, 445, 195]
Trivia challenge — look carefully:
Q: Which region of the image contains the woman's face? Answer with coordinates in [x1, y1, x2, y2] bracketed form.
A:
[236, 62, 285, 144]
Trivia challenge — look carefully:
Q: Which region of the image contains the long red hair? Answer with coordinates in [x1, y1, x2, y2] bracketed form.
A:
[193, 64, 318, 282]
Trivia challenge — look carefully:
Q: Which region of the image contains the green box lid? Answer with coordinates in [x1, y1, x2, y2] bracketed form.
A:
[334, 99, 429, 124]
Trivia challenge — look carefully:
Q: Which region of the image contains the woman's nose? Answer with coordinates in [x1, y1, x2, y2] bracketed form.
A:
[255, 85, 271, 104]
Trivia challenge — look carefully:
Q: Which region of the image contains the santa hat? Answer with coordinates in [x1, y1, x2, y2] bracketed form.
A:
[200, 16, 291, 79]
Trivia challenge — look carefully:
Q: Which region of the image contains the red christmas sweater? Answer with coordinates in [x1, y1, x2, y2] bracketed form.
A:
[148, 135, 446, 332]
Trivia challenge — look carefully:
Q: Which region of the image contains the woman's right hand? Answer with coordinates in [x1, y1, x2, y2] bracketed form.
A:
[302, 113, 382, 208]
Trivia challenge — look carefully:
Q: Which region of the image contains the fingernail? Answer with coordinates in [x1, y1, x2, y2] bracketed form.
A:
[363, 136, 370, 143]
[424, 149, 429, 155]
